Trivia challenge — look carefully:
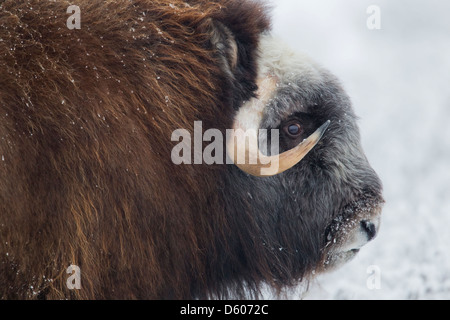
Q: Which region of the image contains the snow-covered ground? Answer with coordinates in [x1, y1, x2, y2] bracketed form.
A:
[270, 0, 450, 299]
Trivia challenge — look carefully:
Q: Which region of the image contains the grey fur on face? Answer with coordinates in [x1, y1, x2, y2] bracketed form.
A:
[237, 35, 384, 280]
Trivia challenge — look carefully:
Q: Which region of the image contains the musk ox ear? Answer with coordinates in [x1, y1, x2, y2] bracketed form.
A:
[207, 19, 239, 78]
[202, 0, 271, 108]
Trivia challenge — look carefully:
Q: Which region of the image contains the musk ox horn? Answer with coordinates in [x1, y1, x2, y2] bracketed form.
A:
[228, 119, 330, 177]
[227, 76, 331, 177]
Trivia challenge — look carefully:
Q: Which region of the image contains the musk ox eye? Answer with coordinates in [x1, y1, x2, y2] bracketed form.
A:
[284, 121, 303, 138]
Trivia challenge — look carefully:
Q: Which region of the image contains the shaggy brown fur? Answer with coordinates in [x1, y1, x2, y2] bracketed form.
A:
[0, 0, 270, 299]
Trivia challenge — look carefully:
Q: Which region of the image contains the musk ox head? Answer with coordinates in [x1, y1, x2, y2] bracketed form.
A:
[210, 33, 384, 297]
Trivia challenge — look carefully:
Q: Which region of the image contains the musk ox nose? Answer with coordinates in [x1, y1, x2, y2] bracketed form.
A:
[360, 220, 377, 241]
[324, 214, 382, 270]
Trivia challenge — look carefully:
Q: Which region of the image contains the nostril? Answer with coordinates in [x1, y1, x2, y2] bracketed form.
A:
[360, 220, 377, 241]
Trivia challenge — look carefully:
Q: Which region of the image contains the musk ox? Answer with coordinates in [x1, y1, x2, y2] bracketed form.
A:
[0, 0, 384, 299]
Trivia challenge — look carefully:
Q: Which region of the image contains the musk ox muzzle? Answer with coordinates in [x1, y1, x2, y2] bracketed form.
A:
[323, 194, 385, 270]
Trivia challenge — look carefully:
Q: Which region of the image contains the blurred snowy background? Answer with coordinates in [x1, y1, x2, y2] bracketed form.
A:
[269, 0, 450, 299]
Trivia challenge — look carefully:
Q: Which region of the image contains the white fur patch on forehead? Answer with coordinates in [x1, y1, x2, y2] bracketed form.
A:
[233, 75, 278, 131]
[257, 34, 323, 87]
[233, 35, 324, 132]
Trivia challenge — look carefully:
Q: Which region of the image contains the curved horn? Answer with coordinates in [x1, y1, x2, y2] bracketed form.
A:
[227, 76, 330, 177]
[228, 121, 330, 177]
